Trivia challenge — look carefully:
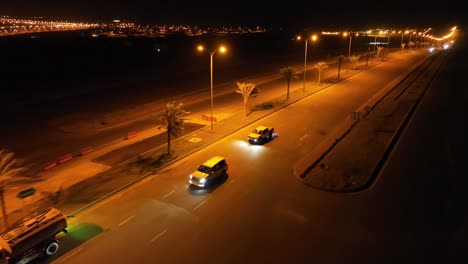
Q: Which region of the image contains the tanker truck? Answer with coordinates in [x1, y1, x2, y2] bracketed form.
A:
[0, 207, 68, 264]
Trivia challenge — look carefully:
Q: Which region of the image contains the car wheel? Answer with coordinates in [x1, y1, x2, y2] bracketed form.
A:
[44, 240, 60, 256]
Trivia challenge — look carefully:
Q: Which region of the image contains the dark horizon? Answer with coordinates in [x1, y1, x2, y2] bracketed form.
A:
[1, 4, 465, 33]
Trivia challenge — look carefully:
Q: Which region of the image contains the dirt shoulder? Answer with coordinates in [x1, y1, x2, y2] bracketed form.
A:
[295, 50, 448, 192]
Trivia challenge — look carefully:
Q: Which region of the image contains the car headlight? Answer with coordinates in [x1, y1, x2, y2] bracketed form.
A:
[200, 178, 206, 183]
[189, 174, 193, 179]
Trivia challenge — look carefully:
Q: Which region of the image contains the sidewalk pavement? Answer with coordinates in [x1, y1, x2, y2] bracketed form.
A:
[3, 49, 420, 230]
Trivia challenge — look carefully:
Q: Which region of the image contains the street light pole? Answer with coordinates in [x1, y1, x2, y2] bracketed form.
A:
[373, 35, 377, 53]
[386, 31, 390, 50]
[197, 45, 226, 133]
[209, 51, 215, 132]
[303, 39, 308, 92]
[348, 34, 352, 57]
[297, 34, 317, 92]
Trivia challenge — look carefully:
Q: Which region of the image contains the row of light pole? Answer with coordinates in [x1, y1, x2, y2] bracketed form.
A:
[197, 29, 426, 132]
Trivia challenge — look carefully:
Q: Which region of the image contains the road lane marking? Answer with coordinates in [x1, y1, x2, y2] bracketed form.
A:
[299, 133, 310, 141]
[118, 215, 135, 226]
[140, 176, 155, 184]
[192, 200, 206, 211]
[162, 190, 175, 199]
[150, 229, 167, 243]
[55, 247, 83, 263]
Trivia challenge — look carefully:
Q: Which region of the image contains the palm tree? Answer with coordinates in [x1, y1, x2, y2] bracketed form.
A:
[279, 66, 298, 99]
[236, 81, 257, 117]
[376, 46, 385, 60]
[314, 61, 328, 85]
[348, 55, 361, 70]
[377, 46, 386, 61]
[0, 148, 27, 230]
[156, 101, 190, 155]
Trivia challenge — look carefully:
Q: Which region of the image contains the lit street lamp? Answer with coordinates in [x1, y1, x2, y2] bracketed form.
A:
[297, 34, 317, 91]
[197, 45, 227, 132]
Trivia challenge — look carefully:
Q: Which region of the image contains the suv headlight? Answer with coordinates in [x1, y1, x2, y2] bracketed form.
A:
[200, 178, 206, 183]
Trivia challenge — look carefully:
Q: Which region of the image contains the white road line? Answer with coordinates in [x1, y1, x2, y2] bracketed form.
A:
[150, 229, 167, 243]
[299, 134, 309, 141]
[55, 247, 83, 263]
[118, 215, 135, 226]
[192, 200, 206, 211]
[140, 176, 155, 184]
[162, 190, 175, 199]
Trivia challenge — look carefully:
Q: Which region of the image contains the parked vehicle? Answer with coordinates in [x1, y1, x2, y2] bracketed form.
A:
[0, 207, 68, 264]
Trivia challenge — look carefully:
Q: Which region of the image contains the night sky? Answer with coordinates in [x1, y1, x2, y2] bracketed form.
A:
[1, 2, 465, 32]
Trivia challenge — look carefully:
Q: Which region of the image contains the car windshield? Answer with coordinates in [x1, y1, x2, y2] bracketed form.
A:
[197, 165, 212, 174]
[252, 129, 260, 134]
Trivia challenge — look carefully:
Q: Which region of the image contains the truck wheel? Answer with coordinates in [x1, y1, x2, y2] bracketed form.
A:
[44, 240, 60, 256]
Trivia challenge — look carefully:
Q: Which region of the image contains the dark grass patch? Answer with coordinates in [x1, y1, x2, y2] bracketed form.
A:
[94, 122, 204, 166]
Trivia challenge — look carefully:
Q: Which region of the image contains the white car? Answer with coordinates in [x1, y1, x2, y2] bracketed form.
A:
[189, 156, 228, 188]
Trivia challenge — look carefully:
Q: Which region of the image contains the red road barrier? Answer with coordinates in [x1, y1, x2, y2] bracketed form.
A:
[42, 161, 58, 171]
[125, 131, 137, 140]
[58, 153, 73, 164]
[80, 146, 94, 155]
[201, 114, 217, 122]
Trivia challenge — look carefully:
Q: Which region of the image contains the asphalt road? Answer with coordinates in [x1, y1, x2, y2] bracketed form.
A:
[34, 48, 460, 264]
